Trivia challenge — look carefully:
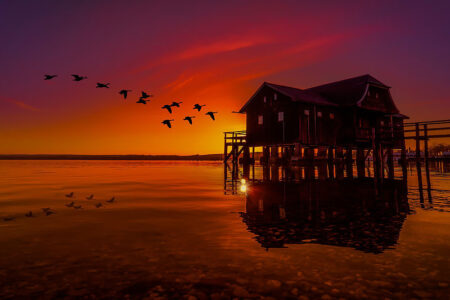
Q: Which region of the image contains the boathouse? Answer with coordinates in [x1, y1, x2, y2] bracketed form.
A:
[225, 74, 409, 179]
[239, 74, 406, 148]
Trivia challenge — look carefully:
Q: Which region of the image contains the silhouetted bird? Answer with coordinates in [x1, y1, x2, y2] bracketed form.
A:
[205, 111, 218, 120]
[65, 201, 75, 208]
[45, 210, 55, 216]
[96, 82, 110, 88]
[162, 119, 174, 128]
[25, 211, 33, 217]
[86, 194, 94, 200]
[44, 74, 57, 80]
[183, 116, 195, 125]
[119, 89, 132, 99]
[140, 91, 153, 99]
[3, 216, 15, 221]
[136, 99, 149, 104]
[106, 197, 115, 203]
[193, 104, 206, 111]
[73, 205, 82, 209]
[65, 192, 74, 198]
[42, 208, 51, 213]
[95, 203, 102, 208]
[162, 105, 173, 113]
[71, 74, 87, 81]
[171, 101, 182, 107]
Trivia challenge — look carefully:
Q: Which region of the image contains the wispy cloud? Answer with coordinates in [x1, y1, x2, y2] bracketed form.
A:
[1, 97, 40, 112]
[131, 34, 271, 75]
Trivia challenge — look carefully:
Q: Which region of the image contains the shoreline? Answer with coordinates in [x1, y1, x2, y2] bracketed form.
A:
[0, 154, 223, 161]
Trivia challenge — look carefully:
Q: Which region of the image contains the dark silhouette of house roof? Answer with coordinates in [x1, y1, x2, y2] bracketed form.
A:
[305, 74, 389, 106]
[239, 74, 400, 114]
[264, 82, 336, 106]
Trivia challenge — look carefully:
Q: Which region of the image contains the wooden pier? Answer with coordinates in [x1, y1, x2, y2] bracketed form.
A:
[224, 119, 449, 191]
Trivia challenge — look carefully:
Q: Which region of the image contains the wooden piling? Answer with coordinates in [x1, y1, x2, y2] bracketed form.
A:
[387, 147, 394, 179]
[415, 123, 424, 203]
[423, 124, 432, 202]
[356, 148, 365, 178]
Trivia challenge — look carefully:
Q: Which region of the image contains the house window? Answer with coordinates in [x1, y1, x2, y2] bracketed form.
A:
[317, 111, 322, 117]
[263, 96, 267, 103]
[278, 111, 284, 122]
[329, 113, 335, 119]
[258, 115, 263, 125]
[274, 93, 277, 100]
[304, 110, 310, 116]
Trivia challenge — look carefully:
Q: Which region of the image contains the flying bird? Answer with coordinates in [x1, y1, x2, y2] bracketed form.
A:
[106, 197, 115, 203]
[170, 101, 182, 107]
[162, 119, 174, 128]
[65, 192, 74, 198]
[71, 74, 87, 81]
[45, 210, 55, 216]
[65, 201, 75, 208]
[96, 82, 110, 88]
[73, 205, 82, 209]
[95, 203, 103, 208]
[25, 211, 33, 217]
[162, 105, 173, 113]
[193, 104, 206, 111]
[205, 111, 218, 120]
[44, 74, 57, 80]
[86, 194, 94, 200]
[140, 91, 153, 99]
[119, 89, 132, 99]
[183, 116, 195, 125]
[3, 216, 15, 221]
[136, 99, 149, 104]
[42, 208, 51, 213]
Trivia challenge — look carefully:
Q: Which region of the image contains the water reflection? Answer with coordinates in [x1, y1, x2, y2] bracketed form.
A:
[232, 164, 411, 254]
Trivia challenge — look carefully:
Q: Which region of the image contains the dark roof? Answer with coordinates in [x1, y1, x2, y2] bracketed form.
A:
[265, 82, 336, 106]
[305, 74, 389, 106]
[239, 74, 402, 114]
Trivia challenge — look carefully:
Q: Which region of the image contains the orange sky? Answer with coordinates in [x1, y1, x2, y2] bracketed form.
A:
[0, 1, 449, 155]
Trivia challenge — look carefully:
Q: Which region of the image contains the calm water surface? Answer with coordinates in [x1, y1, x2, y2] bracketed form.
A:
[0, 160, 448, 299]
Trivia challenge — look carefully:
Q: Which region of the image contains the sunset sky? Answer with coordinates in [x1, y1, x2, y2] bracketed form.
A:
[0, 0, 449, 155]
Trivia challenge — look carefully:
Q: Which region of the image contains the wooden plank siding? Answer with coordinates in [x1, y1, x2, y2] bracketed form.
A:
[241, 75, 407, 149]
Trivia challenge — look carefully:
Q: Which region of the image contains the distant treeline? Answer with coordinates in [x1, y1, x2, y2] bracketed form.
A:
[0, 154, 223, 161]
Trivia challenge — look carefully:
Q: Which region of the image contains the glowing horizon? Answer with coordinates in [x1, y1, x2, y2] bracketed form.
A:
[1, 1, 449, 155]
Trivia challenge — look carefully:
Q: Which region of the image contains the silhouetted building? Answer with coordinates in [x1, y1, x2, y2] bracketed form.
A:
[239, 74, 408, 148]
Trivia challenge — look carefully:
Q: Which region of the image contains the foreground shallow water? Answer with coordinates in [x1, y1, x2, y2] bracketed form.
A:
[0, 160, 449, 299]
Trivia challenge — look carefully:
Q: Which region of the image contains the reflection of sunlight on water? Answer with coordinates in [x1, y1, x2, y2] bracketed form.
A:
[240, 182, 247, 193]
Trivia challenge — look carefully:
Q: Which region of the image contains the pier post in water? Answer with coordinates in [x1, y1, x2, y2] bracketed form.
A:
[423, 124, 432, 201]
[387, 147, 394, 179]
[345, 146, 353, 178]
[415, 123, 424, 203]
[356, 148, 365, 178]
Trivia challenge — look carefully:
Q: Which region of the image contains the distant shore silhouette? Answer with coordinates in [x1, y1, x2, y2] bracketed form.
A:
[0, 154, 223, 161]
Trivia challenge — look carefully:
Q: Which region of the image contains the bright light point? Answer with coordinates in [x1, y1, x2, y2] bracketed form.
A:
[241, 178, 246, 184]
[240, 184, 247, 193]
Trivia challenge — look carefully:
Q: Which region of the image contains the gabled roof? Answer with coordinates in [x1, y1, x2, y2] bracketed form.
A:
[265, 83, 337, 106]
[239, 74, 401, 114]
[305, 74, 390, 106]
[239, 82, 335, 113]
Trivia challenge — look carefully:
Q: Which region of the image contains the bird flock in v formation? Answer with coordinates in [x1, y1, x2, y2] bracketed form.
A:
[2, 192, 116, 222]
[44, 74, 219, 128]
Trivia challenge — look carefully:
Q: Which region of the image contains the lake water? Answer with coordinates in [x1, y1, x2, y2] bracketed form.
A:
[0, 160, 448, 299]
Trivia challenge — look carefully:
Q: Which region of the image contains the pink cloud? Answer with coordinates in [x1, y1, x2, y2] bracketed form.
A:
[1, 97, 40, 112]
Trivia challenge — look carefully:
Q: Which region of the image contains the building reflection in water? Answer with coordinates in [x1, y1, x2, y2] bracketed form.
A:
[227, 165, 411, 254]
